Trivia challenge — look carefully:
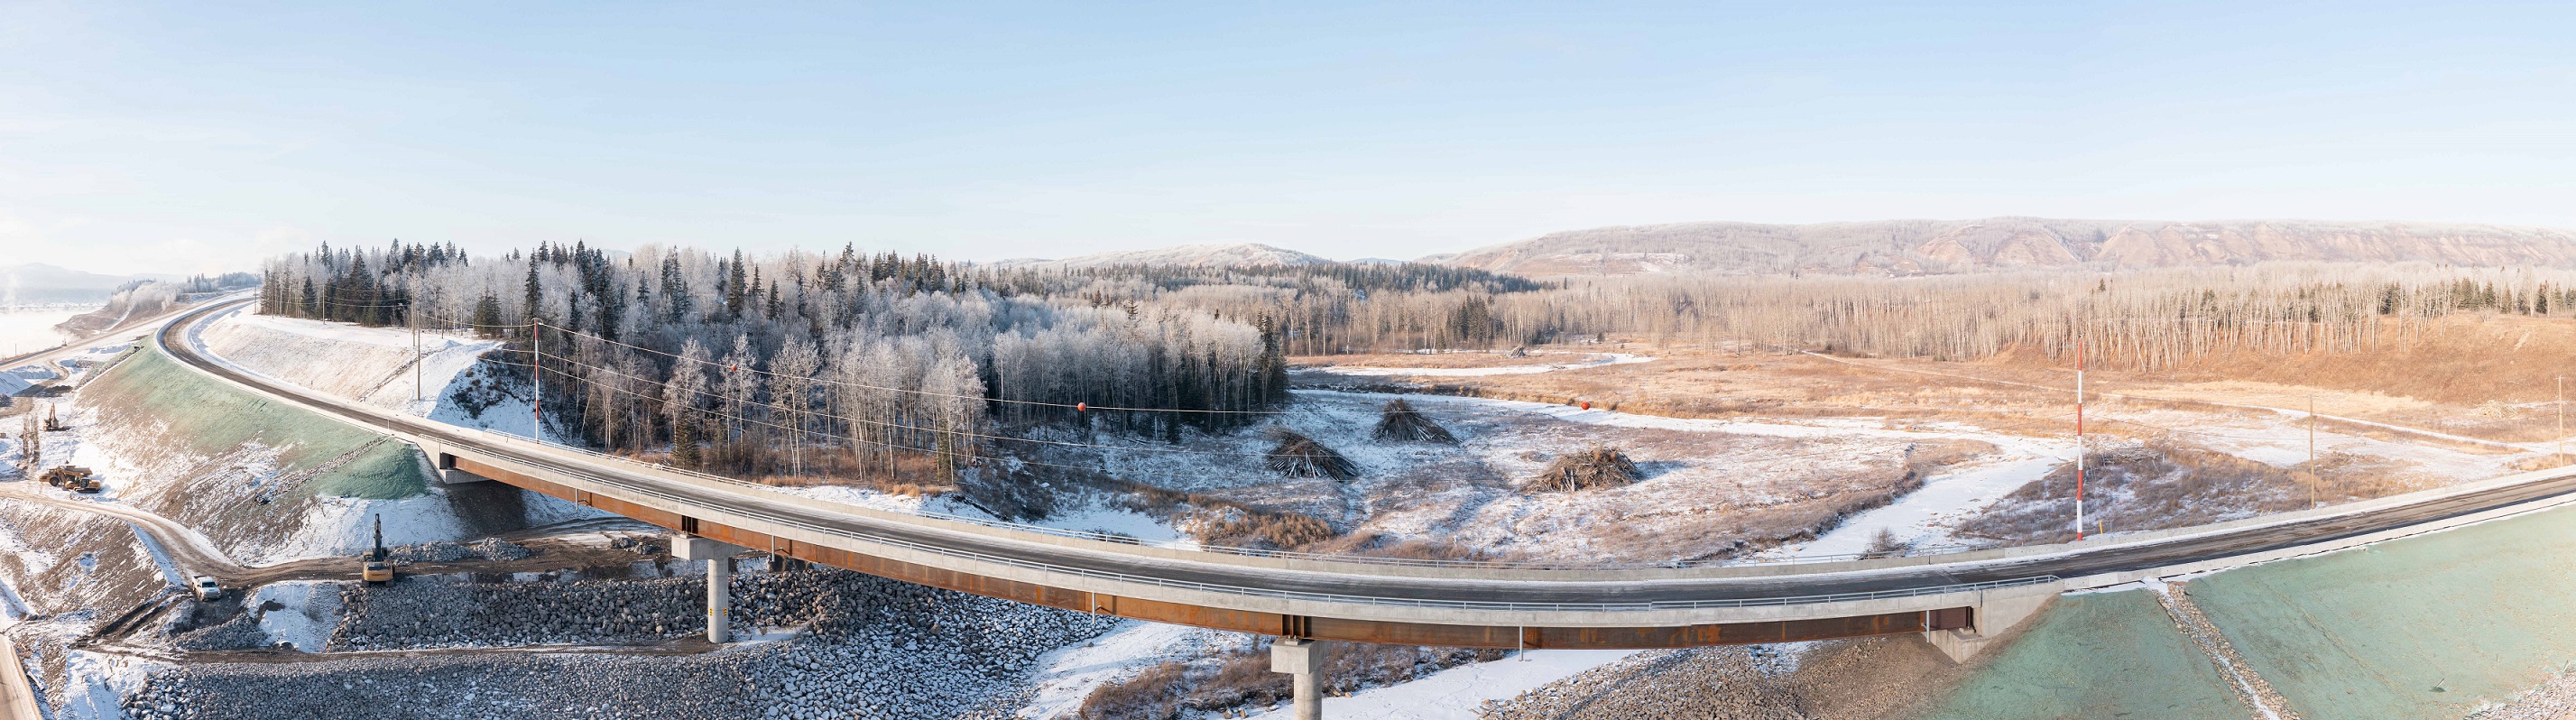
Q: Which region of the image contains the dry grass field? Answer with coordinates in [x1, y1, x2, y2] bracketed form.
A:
[1291, 314, 2569, 549]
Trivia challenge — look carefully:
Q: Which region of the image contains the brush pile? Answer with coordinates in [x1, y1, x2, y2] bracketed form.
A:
[1528, 446, 1639, 492]
[1265, 427, 1358, 480]
[1371, 399, 1458, 444]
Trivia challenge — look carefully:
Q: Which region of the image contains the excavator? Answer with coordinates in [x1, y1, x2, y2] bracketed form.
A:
[359, 514, 393, 584]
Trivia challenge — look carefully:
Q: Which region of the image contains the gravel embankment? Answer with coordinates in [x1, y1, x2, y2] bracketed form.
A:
[1479, 647, 1808, 720]
[116, 567, 1121, 720]
[2469, 669, 2576, 720]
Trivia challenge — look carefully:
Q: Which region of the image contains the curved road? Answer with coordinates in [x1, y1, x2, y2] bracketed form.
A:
[152, 299, 2576, 641]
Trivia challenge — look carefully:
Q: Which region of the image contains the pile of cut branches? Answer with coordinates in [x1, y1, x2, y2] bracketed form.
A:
[1371, 399, 1457, 444]
[1528, 446, 1639, 492]
[1265, 428, 1358, 480]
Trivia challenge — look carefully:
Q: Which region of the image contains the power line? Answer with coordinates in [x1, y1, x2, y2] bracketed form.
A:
[537, 318, 1302, 416]
[535, 346, 1353, 461]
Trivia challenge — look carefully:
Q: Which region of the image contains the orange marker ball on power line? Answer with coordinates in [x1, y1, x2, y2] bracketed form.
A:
[1076, 402, 1087, 412]
[1580, 402, 1591, 411]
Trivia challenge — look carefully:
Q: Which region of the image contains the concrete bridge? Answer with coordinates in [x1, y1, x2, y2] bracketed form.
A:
[157, 299, 2576, 717]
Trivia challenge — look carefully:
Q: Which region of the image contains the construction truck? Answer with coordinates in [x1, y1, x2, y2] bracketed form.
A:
[41, 466, 100, 493]
[360, 513, 394, 584]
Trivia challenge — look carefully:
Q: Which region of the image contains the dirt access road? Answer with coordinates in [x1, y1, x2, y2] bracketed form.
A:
[0, 483, 662, 588]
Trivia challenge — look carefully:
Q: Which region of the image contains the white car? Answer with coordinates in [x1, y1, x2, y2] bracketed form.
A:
[191, 576, 220, 601]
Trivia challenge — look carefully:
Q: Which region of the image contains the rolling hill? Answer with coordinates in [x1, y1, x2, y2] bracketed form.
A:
[991, 243, 1331, 270]
[1426, 217, 2576, 277]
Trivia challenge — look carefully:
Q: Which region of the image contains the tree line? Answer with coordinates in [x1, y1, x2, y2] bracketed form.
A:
[259, 241, 1294, 483]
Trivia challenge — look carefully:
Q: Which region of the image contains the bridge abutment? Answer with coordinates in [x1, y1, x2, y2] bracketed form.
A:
[1925, 585, 2059, 662]
[672, 533, 747, 643]
[1270, 637, 1329, 720]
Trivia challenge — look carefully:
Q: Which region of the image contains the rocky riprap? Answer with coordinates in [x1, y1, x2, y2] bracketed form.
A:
[116, 567, 1121, 720]
[383, 539, 534, 564]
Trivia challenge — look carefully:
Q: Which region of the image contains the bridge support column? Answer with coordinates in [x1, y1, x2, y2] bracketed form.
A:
[1270, 637, 1329, 720]
[1925, 584, 2059, 663]
[672, 534, 746, 643]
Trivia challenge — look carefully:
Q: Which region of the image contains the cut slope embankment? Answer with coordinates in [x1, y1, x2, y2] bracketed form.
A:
[196, 309, 502, 419]
[72, 346, 466, 564]
[1910, 500, 2576, 719]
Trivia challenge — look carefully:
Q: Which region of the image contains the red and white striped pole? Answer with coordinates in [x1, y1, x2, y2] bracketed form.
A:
[2075, 338, 2087, 540]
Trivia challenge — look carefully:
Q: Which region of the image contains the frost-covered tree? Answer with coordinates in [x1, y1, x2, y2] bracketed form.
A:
[716, 333, 762, 444]
[662, 339, 712, 467]
[771, 337, 822, 474]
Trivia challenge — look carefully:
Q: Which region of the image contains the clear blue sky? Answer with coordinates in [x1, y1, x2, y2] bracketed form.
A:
[5, 1, 2573, 274]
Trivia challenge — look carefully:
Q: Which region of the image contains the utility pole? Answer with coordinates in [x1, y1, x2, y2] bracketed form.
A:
[2074, 339, 2087, 541]
[411, 284, 423, 403]
[2307, 395, 2316, 465]
[531, 318, 543, 444]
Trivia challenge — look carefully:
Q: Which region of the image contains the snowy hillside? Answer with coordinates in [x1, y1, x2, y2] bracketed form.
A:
[197, 308, 503, 420]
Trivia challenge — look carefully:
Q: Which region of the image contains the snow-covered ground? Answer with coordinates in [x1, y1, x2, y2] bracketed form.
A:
[250, 581, 342, 652]
[1762, 448, 2064, 559]
[1288, 390, 2068, 561]
[55, 650, 165, 720]
[767, 486, 1197, 550]
[1014, 622, 1248, 718]
[196, 306, 506, 422]
[0, 340, 114, 394]
[1302, 353, 1656, 378]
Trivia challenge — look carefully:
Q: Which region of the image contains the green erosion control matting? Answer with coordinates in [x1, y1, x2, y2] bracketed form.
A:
[83, 346, 427, 499]
[2184, 502, 2576, 719]
[1918, 589, 2251, 720]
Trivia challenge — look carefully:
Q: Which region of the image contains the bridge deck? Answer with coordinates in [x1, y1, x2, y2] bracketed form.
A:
[154, 299, 2576, 648]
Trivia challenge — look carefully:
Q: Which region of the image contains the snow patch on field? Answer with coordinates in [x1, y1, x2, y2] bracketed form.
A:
[1763, 446, 2065, 558]
[770, 485, 1196, 549]
[1018, 622, 1242, 718]
[253, 581, 342, 652]
[1242, 651, 1641, 720]
[56, 649, 164, 720]
[0, 363, 57, 395]
[770, 485, 938, 514]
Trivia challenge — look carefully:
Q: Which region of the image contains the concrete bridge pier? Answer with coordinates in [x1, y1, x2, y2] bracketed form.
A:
[673, 533, 747, 643]
[1270, 637, 1329, 720]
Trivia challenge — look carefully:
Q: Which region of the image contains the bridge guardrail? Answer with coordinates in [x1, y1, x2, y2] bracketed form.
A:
[479, 431, 2067, 611]
[489, 421, 1986, 571]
